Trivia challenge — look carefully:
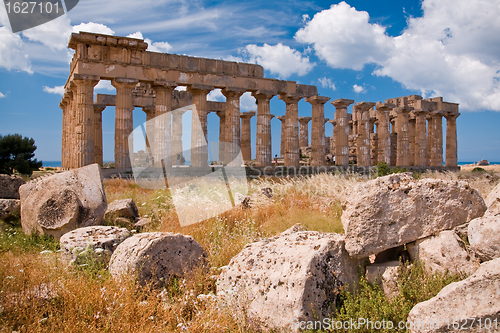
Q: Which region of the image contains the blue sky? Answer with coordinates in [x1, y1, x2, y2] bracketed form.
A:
[1, 0, 500, 163]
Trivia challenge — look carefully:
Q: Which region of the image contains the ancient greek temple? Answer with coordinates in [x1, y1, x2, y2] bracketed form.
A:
[60, 32, 459, 172]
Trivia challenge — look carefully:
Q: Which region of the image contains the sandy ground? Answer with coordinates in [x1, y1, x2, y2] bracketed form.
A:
[460, 163, 500, 173]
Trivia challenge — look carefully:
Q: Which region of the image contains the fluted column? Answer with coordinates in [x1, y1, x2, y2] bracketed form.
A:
[376, 102, 394, 165]
[142, 107, 155, 151]
[151, 81, 176, 168]
[277, 115, 286, 157]
[306, 96, 330, 166]
[395, 106, 412, 167]
[430, 110, 444, 167]
[409, 116, 416, 166]
[426, 113, 433, 166]
[73, 75, 99, 168]
[67, 86, 76, 169]
[253, 91, 276, 167]
[172, 109, 187, 165]
[299, 117, 311, 148]
[112, 78, 138, 169]
[60, 97, 69, 170]
[414, 109, 428, 167]
[280, 94, 302, 167]
[355, 102, 376, 167]
[188, 85, 213, 167]
[240, 111, 255, 162]
[331, 99, 354, 167]
[223, 88, 246, 165]
[93, 104, 106, 166]
[445, 112, 459, 167]
[216, 111, 226, 163]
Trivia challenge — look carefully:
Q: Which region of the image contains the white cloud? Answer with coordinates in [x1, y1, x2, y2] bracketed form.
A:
[240, 92, 256, 111]
[22, 16, 72, 51]
[353, 84, 366, 93]
[296, 0, 500, 111]
[242, 43, 315, 79]
[0, 92, 6, 98]
[127, 31, 172, 53]
[207, 89, 225, 102]
[295, 1, 391, 70]
[95, 80, 114, 91]
[318, 77, 336, 90]
[0, 27, 32, 73]
[43, 85, 65, 95]
[175, 86, 187, 91]
[72, 22, 115, 35]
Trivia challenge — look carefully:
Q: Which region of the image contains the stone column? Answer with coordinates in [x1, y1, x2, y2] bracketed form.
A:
[306, 96, 330, 166]
[430, 110, 444, 167]
[73, 75, 99, 168]
[152, 81, 176, 168]
[143, 107, 155, 151]
[395, 106, 412, 167]
[223, 88, 246, 165]
[409, 116, 416, 166]
[331, 99, 354, 167]
[60, 97, 69, 170]
[172, 109, 187, 165]
[240, 111, 255, 162]
[299, 117, 311, 148]
[414, 109, 428, 167]
[445, 112, 459, 167]
[328, 119, 337, 159]
[252, 90, 276, 167]
[376, 102, 394, 165]
[276, 115, 286, 157]
[188, 84, 213, 167]
[280, 94, 302, 167]
[67, 86, 76, 169]
[216, 110, 226, 163]
[112, 78, 138, 169]
[93, 104, 106, 166]
[426, 113, 433, 166]
[355, 102, 376, 167]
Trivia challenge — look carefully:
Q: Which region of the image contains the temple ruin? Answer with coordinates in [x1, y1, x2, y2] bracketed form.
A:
[60, 32, 460, 173]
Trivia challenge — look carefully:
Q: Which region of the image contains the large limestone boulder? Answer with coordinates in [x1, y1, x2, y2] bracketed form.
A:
[468, 215, 500, 262]
[342, 173, 487, 258]
[366, 261, 399, 298]
[104, 199, 139, 222]
[216, 225, 366, 332]
[0, 174, 25, 199]
[109, 232, 207, 287]
[408, 258, 500, 332]
[19, 164, 107, 239]
[484, 181, 500, 216]
[0, 199, 20, 220]
[407, 230, 479, 275]
[60, 226, 131, 265]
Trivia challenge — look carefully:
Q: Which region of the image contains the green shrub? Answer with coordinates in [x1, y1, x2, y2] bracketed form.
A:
[472, 167, 486, 173]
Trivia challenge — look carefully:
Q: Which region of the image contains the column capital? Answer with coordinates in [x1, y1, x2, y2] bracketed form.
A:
[142, 106, 155, 115]
[325, 118, 330, 124]
[444, 112, 460, 120]
[111, 77, 139, 89]
[279, 94, 302, 104]
[152, 80, 177, 89]
[93, 104, 106, 113]
[276, 115, 286, 122]
[73, 74, 100, 87]
[222, 87, 246, 99]
[394, 106, 413, 114]
[187, 84, 214, 94]
[355, 101, 376, 111]
[328, 119, 337, 126]
[305, 95, 330, 105]
[331, 98, 354, 109]
[59, 101, 67, 110]
[298, 116, 312, 123]
[240, 111, 256, 119]
[429, 110, 445, 118]
[413, 108, 429, 116]
[252, 90, 276, 101]
[376, 101, 395, 111]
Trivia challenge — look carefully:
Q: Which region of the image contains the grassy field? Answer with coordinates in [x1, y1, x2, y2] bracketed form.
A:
[0, 169, 498, 332]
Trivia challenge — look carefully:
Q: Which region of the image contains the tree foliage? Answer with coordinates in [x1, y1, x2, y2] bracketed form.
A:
[0, 134, 42, 175]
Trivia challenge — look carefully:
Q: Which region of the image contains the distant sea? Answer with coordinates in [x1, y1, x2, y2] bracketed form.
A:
[42, 161, 499, 168]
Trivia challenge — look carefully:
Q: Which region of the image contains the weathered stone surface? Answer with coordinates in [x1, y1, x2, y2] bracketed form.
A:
[366, 261, 399, 298]
[104, 199, 139, 222]
[408, 258, 500, 333]
[484, 182, 500, 216]
[477, 159, 490, 166]
[407, 230, 479, 275]
[468, 215, 500, 262]
[0, 199, 20, 220]
[109, 232, 207, 287]
[19, 164, 107, 239]
[0, 174, 25, 199]
[342, 173, 487, 258]
[216, 225, 366, 332]
[134, 217, 152, 231]
[60, 226, 131, 265]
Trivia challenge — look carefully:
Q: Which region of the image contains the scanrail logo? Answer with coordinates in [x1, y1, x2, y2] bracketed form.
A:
[128, 104, 248, 227]
[2, 0, 78, 33]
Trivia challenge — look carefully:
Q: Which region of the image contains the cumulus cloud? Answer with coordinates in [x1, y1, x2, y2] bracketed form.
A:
[240, 92, 257, 111]
[318, 77, 336, 90]
[207, 88, 225, 102]
[0, 27, 32, 72]
[0, 92, 6, 98]
[353, 84, 366, 93]
[73, 22, 115, 35]
[127, 31, 172, 53]
[43, 86, 65, 95]
[296, 0, 500, 111]
[242, 43, 315, 79]
[95, 80, 114, 91]
[22, 16, 72, 50]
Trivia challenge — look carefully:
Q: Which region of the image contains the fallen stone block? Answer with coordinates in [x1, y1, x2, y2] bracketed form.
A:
[104, 199, 139, 223]
[342, 173, 486, 258]
[0, 199, 20, 220]
[408, 258, 500, 333]
[216, 225, 366, 332]
[484, 181, 500, 216]
[19, 164, 107, 239]
[109, 232, 207, 287]
[407, 230, 479, 276]
[0, 174, 25, 199]
[468, 214, 500, 262]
